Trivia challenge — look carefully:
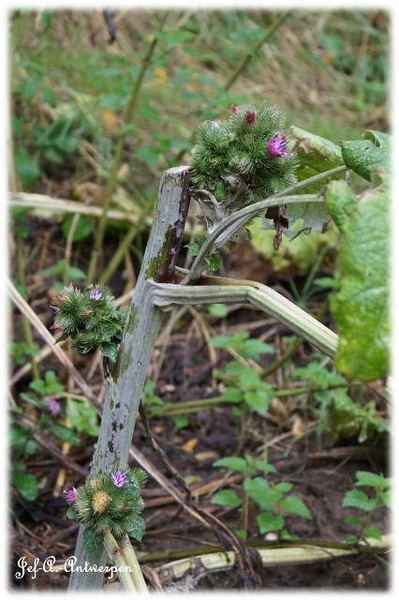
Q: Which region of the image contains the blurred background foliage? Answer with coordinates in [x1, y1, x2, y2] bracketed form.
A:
[10, 9, 389, 276]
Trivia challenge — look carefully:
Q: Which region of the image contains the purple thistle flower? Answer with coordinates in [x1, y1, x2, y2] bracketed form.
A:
[64, 487, 77, 503]
[90, 288, 103, 301]
[45, 396, 61, 416]
[231, 104, 241, 114]
[111, 471, 129, 488]
[245, 110, 256, 125]
[267, 133, 288, 158]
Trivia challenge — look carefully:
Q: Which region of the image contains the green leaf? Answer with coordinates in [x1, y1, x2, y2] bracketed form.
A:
[40, 259, 67, 277]
[364, 526, 382, 540]
[173, 415, 189, 430]
[223, 388, 243, 403]
[208, 254, 221, 273]
[62, 215, 94, 242]
[291, 126, 344, 178]
[128, 515, 146, 541]
[213, 457, 251, 474]
[211, 489, 242, 508]
[274, 482, 293, 494]
[244, 478, 280, 509]
[330, 183, 389, 380]
[256, 511, 285, 533]
[325, 180, 358, 233]
[243, 389, 272, 415]
[13, 470, 39, 501]
[66, 398, 99, 437]
[236, 366, 263, 388]
[52, 423, 81, 445]
[19, 392, 42, 408]
[340, 131, 390, 181]
[355, 471, 389, 491]
[66, 266, 87, 281]
[210, 334, 244, 349]
[100, 343, 119, 362]
[379, 491, 390, 508]
[251, 459, 277, 475]
[66, 506, 77, 520]
[15, 148, 41, 187]
[208, 304, 228, 318]
[285, 202, 331, 237]
[342, 489, 377, 512]
[241, 339, 275, 360]
[234, 529, 248, 540]
[281, 495, 312, 519]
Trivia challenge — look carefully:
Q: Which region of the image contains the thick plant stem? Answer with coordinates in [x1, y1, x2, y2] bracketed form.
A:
[150, 277, 338, 358]
[102, 531, 137, 592]
[69, 166, 191, 591]
[87, 17, 166, 283]
[103, 531, 149, 593]
[120, 535, 149, 594]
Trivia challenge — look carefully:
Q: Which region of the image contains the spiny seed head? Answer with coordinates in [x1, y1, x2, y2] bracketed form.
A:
[91, 490, 111, 514]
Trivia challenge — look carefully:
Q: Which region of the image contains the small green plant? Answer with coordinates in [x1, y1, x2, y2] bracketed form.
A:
[11, 371, 99, 501]
[65, 462, 147, 552]
[343, 470, 390, 543]
[39, 259, 87, 292]
[211, 331, 275, 416]
[18, 370, 99, 443]
[10, 340, 40, 366]
[292, 360, 388, 442]
[212, 453, 312, 539]
[10, 426, 40, 501]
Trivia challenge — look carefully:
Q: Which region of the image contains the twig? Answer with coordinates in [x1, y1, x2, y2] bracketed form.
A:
[9, 191, 147, 225]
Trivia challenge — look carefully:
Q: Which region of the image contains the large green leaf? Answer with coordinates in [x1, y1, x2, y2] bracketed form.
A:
[325, 180, 358, 233]
[328, 183, 389, 381]
[290, 126, 344, 181]
[340, 130, 390, 181]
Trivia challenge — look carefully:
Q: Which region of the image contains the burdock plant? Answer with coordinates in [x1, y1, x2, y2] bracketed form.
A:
[54, 101, 388, 591]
